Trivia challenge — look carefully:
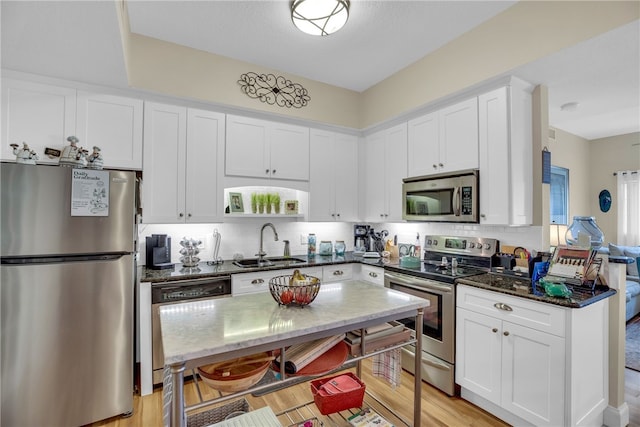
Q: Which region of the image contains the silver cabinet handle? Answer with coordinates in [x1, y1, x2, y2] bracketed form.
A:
[494, 302, 513, 311]
[272, 169, 276, 174]
[265, 169, 270, 174]
[369, 272, 378, 278]
[433, 164, 438, 169]
[179, 213, 184, 218]
[503, 331, 510, 336]
[187, 213, 192, 218]
[251, 278, 265, 285]
[481, 213, 487, 218]
[333, 270, 343, 276]
[492, 328, 498, 333]
[439, 163, 444, 167]
[336, 213, 340, 218]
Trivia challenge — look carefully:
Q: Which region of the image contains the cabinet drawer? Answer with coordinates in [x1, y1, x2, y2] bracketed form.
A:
[457, 285, 566, 337]
[232, 267, 321, 296]
[360, 265, 384, 286]
[322, 264, 354, 283]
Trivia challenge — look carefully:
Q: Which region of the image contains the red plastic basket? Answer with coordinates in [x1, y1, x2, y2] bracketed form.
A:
[310, 372, 365, 415]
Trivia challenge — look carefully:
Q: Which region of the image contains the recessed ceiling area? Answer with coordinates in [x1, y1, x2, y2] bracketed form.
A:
[1, 1, 638, 140]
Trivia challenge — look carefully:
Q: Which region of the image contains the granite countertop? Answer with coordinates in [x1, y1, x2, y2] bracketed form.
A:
[456, 273, 616, 308]
[141, 252, 392, 283]
[158, 280, 428, 370]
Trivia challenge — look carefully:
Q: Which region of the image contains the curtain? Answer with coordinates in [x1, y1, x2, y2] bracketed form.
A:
[617, 170, 640, 245]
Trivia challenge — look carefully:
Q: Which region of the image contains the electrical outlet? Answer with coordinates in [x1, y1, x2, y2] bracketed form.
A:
[300, 234, 307, 245]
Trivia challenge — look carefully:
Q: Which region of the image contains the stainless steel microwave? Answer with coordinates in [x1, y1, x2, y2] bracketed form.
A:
[402, 170, 479, 222]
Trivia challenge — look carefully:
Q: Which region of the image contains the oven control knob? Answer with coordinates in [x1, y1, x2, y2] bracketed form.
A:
[468, 243, 475, 249]
[484, 243, 491, 250]
[427, 239, 432, 245]
[433, 239, 438, 245]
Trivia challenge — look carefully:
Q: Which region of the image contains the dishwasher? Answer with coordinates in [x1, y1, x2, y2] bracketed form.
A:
[151, 275, 231, 384]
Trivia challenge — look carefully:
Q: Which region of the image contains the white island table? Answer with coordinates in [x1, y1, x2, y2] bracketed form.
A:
[160, 280, 428, 427]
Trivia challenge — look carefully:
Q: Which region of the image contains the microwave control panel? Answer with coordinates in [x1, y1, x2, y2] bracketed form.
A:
[461, 186, 473, 215]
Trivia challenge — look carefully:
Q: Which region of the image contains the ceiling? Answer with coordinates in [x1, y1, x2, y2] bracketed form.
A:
[1, 1, 638, 140]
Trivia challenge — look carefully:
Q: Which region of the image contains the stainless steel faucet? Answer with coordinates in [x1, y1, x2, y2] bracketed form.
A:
[257, 222, 278, 264]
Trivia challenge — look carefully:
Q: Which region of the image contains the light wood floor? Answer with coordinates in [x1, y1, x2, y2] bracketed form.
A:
[88, 359, 508, 427]
[89, 358, 640, 427]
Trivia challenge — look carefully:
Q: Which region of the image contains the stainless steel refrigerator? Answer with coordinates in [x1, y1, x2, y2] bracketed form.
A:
[1, 163, 136, 426]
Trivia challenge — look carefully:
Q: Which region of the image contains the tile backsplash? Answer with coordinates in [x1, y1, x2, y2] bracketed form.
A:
[138, 220, 543, 266]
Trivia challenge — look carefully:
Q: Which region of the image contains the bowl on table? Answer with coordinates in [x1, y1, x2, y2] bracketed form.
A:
[269, 274, 321, 307]
[197, 352, 273, 392]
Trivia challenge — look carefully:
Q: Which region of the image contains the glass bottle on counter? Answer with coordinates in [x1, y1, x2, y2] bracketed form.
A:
[307, 233, 316, 257]
[319, 241, 333, 256]
[335, 240, 346, 256]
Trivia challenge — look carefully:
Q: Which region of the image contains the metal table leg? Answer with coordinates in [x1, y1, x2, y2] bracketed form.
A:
[170, 363, 186, 427]
[414, 308, 423, 426]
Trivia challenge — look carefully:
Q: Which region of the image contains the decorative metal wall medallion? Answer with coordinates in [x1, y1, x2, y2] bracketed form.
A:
[238, 72, 310, 108]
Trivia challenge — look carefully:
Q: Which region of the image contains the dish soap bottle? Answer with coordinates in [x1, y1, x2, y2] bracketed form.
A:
[414, 233, 421, 258]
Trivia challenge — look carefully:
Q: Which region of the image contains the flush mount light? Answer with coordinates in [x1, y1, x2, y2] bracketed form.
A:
[560, 102, 579, 112]
[291, 0, 350, 36]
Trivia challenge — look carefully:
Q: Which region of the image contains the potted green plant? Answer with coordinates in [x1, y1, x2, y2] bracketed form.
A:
[272, 193, 281, 214]
[250, 193, 258, 214]
[265, 193, 272, 214]
[257, 194, 266, 214]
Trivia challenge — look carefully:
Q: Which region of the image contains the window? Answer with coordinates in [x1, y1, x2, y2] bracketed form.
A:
[617, 170, 640, 245]
[550, 166, 569, 225]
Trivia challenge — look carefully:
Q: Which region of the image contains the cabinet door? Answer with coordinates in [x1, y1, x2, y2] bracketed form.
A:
[185, 109, 225, 223]
[142, 102, 187, 223]
[333, 133, 359, 221]
[439, 97, 479, 173]
[501, 321, 565, 426]
[225, 115, 268, 178]
[384, 123, 408, 222]
[1, 79, 76, 164]
[363, 130, 386, 222]
[269, 122, 309, 181]
[455, 307, 502, 405]
[76, 91, 143, 170]
[407, 112, 439, 177]
[478, 87, 510, 225]
[309, 129, 336, 221]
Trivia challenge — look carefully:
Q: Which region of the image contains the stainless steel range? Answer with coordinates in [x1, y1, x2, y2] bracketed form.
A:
[384, 235, 498, 396]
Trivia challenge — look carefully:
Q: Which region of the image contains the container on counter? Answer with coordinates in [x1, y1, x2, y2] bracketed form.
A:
[307, 233, 316, 256]
[335, 241, 346, 256]
[319, 241, 333, 256]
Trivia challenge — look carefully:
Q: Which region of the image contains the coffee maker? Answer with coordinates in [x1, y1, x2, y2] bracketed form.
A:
[353, 224, 370, 253]
[145, 234, 173, 269]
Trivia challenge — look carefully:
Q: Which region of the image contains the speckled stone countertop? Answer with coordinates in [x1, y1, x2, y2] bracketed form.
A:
[456, 273, 616, 308]
[141, 252, 391, 283]
[159, 280, 428, 370]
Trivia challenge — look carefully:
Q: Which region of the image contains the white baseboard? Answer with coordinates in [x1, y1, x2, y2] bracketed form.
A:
[603, 403, 629, 427]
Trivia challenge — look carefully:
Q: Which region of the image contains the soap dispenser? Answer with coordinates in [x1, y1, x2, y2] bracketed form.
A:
[414, 233, 421, 258]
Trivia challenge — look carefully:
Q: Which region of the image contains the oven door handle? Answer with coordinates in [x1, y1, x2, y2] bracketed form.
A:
[385, 272, 452, 294]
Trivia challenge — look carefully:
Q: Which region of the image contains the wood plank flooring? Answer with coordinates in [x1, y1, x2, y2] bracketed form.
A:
[88, 358, 640, 427]
[87, 360, 508, 427]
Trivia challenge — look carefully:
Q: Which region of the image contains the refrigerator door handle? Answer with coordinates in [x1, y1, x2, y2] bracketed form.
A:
[1, 253, 128, 265]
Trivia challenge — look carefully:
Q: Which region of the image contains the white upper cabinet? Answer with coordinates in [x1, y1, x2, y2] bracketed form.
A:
[309, 129, 358, 221]
[2, 79, 76, 165]
[478, 81, 532, 225]
[76, 91, 143, 170]
[407, 97, 478, 177]
[363, 123, 407, 222]
[142, 102, 224, 224]
[1, 78, 143, 170]
[225, 115, 309, 182]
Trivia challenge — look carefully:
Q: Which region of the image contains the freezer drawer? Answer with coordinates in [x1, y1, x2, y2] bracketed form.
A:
[1, 254, 134, 426]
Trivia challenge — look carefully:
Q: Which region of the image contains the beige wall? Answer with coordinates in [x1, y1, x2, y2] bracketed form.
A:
[361, 1, 639, 129]
[589, 132, 640, 244]
[119, 1, 639, 130]
[548, 128, 592, 226]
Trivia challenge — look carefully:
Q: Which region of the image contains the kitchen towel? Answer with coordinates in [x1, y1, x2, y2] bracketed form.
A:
[372, 347, 401, 388]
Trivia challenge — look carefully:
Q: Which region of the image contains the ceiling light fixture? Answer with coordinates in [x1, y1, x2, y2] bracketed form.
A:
[291, 0, 350, 36]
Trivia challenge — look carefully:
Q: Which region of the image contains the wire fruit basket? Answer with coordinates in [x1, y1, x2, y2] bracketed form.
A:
[269, 274, 321, 307]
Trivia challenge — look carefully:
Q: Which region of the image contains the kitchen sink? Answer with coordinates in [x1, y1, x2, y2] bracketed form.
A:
[233, 257, 308, 268]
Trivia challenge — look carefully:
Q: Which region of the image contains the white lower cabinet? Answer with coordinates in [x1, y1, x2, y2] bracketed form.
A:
[358, 265, 384, 286]
[322, 264, 353, 283]
[232, 267, 322, 296]
[456, 285, 609, 427]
